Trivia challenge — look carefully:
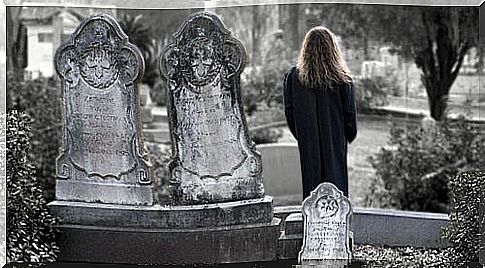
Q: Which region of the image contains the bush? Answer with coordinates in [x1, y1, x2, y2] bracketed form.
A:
[246, 103, 284, 144]
[368, 115, 484, 213]
[145, 142, 171, 204]
[118, 13, 159, 88]
[353, 69, 402, 113]
[7, 110, 59, 264]
[442, 171, 484, 264]
[7, 72, 61, 202]
[151, 78, 168, 107]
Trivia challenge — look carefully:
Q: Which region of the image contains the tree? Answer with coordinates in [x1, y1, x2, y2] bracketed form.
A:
[6, 6, 27, 73]
[279, 4, 301, 52]
[315, 4, 381, 60]
[313, 4, 478, 121]
[377, 6, 478, 121]
[118, 13, 158, 87]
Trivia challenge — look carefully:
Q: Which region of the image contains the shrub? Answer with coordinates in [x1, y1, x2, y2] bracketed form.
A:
[118, 13, 159, 88]
[442, 171, 484, 265]
[7, 72, 62, 202]
[368, 115, 484, 213]
[145, 142, 171, 204]
[151, 78, 168, 107]
[246, 103, 284, 144]
[353, 70, 401, 113]
[7, 110, 59, 264]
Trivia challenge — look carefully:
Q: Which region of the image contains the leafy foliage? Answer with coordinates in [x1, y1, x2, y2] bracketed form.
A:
[151, 78, 168, 107]
[7, 72, 61, 201]
[354, 244, 452, 267]
[7, 110, 59, 264]
[145, 143, 171, 204]
[442, 171, 484, 264]
[368, 116, 484, 213]
[239, 36, 293, 144]
[353, 70, 401, 113]
[118, 13, 159, 88]
[313, 4, 478, 120]
[246, 103, 284, 144]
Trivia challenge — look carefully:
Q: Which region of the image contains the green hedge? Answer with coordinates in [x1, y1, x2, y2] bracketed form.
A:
[443, 171, 484, 264]
[369, 116, 484, 213]
[7, 72, 61, 202]
[7, 110, 59, 264]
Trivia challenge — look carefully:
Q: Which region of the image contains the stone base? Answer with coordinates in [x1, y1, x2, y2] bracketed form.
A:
[49, 196, 274, 228]
[55, 218, 281, 265]
[55, 179, 153, 206]
[293, 260, 349, 268]
[278, 208, 449, 260]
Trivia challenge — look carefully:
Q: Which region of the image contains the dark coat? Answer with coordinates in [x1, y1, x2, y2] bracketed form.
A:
[283, 66, 357, 199]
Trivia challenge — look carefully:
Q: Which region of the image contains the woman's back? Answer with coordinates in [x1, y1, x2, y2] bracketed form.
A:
[283, 27, 357, 198]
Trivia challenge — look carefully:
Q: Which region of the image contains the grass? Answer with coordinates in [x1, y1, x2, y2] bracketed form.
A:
[277, 114, 393, 208]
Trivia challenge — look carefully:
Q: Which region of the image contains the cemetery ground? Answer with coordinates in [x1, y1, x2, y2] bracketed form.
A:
[276, 114, 391, 208]
[6, 7, 484, 267]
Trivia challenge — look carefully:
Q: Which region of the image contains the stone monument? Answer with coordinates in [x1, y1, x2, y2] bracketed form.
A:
[161, 11, 265, 205]
[53, 14, 153, 205]
[299, 182, 353, 267]
[49, 12, 280, 265]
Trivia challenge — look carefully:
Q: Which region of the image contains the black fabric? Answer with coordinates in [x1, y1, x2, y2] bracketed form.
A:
[283, 66, 357, 199]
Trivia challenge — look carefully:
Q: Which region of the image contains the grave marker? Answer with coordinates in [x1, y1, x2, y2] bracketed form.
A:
[160, 12, 265, 205]
[299, 182, 353, 267]
[54, 14, 153, 205]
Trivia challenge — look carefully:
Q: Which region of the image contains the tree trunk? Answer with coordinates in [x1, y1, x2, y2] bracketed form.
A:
[279, 4, 300, 52]
[251, 6, 262, 66]
[6, 6, 23, 73]
[417, 8, 468, 121]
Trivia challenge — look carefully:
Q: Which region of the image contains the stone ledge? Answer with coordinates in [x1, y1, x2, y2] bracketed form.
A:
[49, 196, 274, 229]
[55, 179, 154, 206]
[56, 218, 281, 265]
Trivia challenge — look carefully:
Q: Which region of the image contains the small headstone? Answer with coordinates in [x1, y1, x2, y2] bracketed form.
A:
[160, 12, 265, 205]
[299, 183, 352, 267]
[54, 14, 153, 205]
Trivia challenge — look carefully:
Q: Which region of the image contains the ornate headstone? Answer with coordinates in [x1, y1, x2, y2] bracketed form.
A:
[299, 183, 352, 267]
[160, 12, 264, 205]
[54, 14, 153, 205]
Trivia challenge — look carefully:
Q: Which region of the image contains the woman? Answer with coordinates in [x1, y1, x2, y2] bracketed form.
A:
[283, 26, 357, 199]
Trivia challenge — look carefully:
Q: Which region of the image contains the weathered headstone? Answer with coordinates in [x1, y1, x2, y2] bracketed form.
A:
[160, 12, 265, 205]
[54, 14, 153, 205]
[299, 183, 353, 267]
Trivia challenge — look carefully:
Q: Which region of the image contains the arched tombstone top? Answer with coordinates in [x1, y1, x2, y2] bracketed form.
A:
[161, 11, 246, 93]
[54, 14, 152, 205]
[299, 183, 352, 266]
[160, 11, 264, 205]
[55, 14, 144, 90]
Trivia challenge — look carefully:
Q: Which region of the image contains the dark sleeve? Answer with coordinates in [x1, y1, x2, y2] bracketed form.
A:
[283, 68, 298, 140]
[343, 82, 357, 143]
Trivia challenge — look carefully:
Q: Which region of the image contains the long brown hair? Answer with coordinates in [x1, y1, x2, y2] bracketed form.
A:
[296, 26, 352, 89]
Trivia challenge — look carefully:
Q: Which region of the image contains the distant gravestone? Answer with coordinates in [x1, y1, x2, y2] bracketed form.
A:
[299, 183, 352, 267]
[54, 14, 153, 205]
[160, 12, 264, 205]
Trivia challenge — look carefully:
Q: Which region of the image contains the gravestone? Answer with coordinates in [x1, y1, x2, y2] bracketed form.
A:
[161, 11, 265, 205]
[54, 14, 153, 205]
[299, 182, 353, 267]
[49, 12, 281, 265]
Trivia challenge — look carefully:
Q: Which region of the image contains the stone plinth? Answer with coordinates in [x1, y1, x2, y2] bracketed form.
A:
[49, 196, 273, 229]
[278, 208, 450, 260]
[54, 215, 281, 265]
[50, 12, 281, 265]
